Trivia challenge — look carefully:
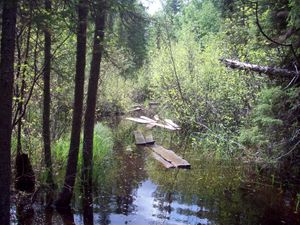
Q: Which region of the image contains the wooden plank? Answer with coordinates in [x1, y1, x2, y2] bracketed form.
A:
[128, 107, 143, 113]
[144, 132, 155, 145]
[151, 152, 175, 168]
[126, 117, 150, 124]
[140, 116, 157, 123]
[152, 122, 177, 131]
[154, 115, 160, 121]
[126, 117, 177, 131]
[164, 119, 180, 130]
[134, 131, 146, 145]
[150, 145, 191, 169]
[146, 123, 156, 129]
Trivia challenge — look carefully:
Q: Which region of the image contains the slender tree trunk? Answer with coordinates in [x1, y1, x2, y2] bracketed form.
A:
[0, 0, 18, 224]
[55, 0, 88, 208]
[81, 2, 106, 224]
[16, 21, 31, 155]
[43, 0, 54, 195]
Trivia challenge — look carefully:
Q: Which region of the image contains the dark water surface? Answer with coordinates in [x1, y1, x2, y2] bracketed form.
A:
[11, 120, 300, 225]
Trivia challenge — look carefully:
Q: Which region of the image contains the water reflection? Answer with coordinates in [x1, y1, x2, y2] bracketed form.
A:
[83, 189, 93, 225]
[11, 120, 300, 224]
[57, 208, 75, 225]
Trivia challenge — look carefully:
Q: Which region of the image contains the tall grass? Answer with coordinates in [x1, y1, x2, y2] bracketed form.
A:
[53, 122, 114, 186]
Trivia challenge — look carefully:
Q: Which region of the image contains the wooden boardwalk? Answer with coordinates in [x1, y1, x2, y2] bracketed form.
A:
[150, 145, 191, 169]
[151, 151, 175, 169]
[126, 116, 181, 131]
[130, 117, 190, 169]
[133, 130, 190, 169]
[134, 130, 155, 145]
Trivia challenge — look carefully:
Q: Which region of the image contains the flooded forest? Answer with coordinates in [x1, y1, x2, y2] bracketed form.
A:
[0, 0, 300, 224]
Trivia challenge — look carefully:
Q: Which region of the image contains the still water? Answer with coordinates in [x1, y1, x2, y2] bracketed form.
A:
[11, 120, 300, 225]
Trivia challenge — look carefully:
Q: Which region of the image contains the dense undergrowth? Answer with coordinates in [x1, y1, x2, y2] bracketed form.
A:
[10, 0, 300, 186]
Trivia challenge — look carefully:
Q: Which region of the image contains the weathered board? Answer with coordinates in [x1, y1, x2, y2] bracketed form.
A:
[152, 122, 177, 131]
[150, 145, 191, 169]
[126, 117, 150, 124]
[134, 131, 146, 145]
[151, 152, 175, 168]
[144, 132, 155, 145]
[164, 119, 180, 130]
[140, 116, 157, 123]
[126, 116, 180, 131]
[154, 115, 160, 121]
[134, 130, 155, 145]
[146, 123, 156, 129]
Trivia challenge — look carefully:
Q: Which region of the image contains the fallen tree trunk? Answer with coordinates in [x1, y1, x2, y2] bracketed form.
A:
[220, 59, 299, 78]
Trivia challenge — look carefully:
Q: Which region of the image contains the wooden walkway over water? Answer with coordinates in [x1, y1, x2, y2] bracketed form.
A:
[128, 117, 190, 169]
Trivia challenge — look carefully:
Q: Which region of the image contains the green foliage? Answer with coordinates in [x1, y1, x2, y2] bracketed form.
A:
[53, 123, 114, 186]
[239, 86, 300, 159]
[181, 0, 221, 42]
[288, 0, 300, 29]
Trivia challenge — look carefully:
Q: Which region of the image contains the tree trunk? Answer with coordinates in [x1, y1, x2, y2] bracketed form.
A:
[43, 0, 54, 199]
[81, 2, 106, 223]
[55, 0, 88, 208]
[220, 58, 299, 78]
[0, 0, 18, 224]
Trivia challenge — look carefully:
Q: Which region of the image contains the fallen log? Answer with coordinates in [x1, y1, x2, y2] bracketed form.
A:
[220, 58, 299, 78]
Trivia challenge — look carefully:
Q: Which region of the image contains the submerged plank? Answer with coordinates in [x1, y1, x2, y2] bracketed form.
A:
[134, 131, 146, 145]
[151, 145, 191, 169]
[151, 152, 175, 168]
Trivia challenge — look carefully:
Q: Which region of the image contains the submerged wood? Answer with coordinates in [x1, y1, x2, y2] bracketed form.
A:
[151, 152, 175, 168]
[150, 145, 191, 169]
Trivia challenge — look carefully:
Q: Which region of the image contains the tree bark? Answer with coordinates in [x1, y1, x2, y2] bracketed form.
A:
[0, 0, 18, 224]
[55, 0, 88, 208]
[220, 58, 299, 78]
[43, 0, 54, 198]
[81, 2, 106, 223]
